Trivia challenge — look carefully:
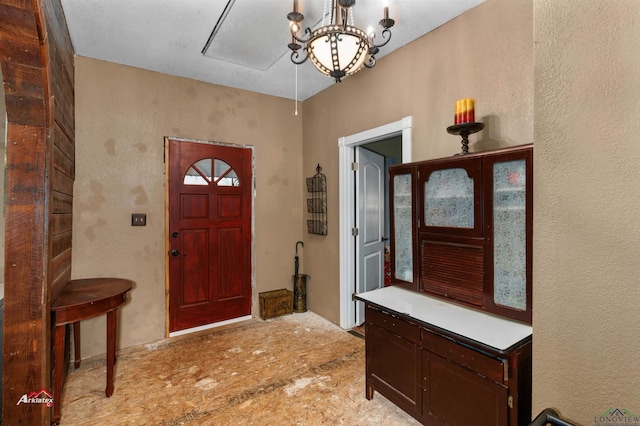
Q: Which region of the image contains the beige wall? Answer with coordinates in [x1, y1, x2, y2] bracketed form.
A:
[74, 0, 535, 385]
[533, 0, 640, 423]
[301, 0, 533, 323]
[74, 57, 303, 357]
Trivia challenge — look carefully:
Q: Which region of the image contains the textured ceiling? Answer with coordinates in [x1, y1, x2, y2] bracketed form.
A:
[60, 0, 485, 100]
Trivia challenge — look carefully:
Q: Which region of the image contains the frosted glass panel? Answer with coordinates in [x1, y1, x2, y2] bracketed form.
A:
[184, 167, 208, 185]
[493, 159, 527, 310]
[393, 174, 413, 282]
[424, 168, 474, 228]
[195, 159, 212, 180]
[214, 159, 240, 187]
[184, 158, 240, 186]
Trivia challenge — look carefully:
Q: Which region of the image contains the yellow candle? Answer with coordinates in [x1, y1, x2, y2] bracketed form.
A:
[465, 98, 475, 123]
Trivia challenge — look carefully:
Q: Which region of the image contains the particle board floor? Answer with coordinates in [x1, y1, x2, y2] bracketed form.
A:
[59, 311, 419, 425]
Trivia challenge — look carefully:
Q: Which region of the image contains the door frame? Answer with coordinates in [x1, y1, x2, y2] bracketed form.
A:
[338, 117, 413, 329]
[164, 137, 256, 337]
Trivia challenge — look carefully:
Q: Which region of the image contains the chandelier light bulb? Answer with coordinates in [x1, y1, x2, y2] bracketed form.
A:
[367, 26, 374, 39]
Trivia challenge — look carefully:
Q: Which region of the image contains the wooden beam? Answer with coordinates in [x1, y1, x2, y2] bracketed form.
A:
[1, 0, 75, 423]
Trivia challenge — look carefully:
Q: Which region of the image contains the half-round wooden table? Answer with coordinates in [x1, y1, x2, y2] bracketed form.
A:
[51, 278, 133, 424]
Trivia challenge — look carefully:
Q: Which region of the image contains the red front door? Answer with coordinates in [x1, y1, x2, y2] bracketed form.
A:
[167, 138, 252, 332]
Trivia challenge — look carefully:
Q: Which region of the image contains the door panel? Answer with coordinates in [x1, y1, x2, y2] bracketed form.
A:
[356, 147, 385, 325]
[181, 229, 209, 305]
[423, 350, 508, 425]
[182, 194, 209, 219]
[217, 227, 244, 300]
[363, 252, 383, 293]
[367, 323, 421, 417]
[219, 195, 242, 218]
[168, 138, 252, 332]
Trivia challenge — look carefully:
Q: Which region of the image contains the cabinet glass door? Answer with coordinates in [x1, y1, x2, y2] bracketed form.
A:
[492, 159, 527, 311]
[424, 168, 475, 229]
[393, 173, 413, 282]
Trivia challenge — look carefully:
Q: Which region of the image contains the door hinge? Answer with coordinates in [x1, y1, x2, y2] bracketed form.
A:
[351, 162, 359, 171]
[508, 396, 513, 409]
[352, 227, 359, 237]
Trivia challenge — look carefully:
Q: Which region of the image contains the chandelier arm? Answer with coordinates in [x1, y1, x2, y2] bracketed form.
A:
[290, 27, 313, 44]
[364, 55, 377, 69]
[371, 28, 392, 49]
[290, 49, 310, 65]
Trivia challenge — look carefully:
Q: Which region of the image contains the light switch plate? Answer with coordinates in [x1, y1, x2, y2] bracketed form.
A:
[132, 213, 146, 226]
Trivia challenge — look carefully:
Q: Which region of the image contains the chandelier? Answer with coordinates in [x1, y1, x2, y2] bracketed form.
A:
[287, 0, 395, 82]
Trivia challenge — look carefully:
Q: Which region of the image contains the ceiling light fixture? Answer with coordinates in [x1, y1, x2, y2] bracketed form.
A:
[287, 0, 395, 82]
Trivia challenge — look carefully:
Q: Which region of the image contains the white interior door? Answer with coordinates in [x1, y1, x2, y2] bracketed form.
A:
[338, 116, 412, 330]
[355, 147, 385, 325]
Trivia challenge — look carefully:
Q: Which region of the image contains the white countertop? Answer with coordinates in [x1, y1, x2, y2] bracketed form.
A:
[356, 286, 532, 352]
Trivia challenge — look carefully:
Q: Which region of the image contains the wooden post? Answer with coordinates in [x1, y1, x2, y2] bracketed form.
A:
[0, 0, 75, 424]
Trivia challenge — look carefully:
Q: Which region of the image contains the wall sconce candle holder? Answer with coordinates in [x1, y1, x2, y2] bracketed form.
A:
[447, 122, 484, 155]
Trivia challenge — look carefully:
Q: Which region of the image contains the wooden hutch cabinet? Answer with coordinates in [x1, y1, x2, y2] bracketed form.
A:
[390, 144, 532, 323]
[357, 144, 533, 426]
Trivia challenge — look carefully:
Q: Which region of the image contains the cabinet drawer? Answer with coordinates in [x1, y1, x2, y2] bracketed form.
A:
[422, 328, 505, 383]
[366, 306, 420, 343]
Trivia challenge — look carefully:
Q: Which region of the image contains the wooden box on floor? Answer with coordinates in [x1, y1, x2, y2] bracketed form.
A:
[259, 289, 293, 320]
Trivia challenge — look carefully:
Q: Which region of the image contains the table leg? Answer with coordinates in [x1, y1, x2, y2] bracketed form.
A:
[53, 324, 65, 424]
[114, 311, 118, 366]
[73, 322, 81, 369]
[105, 309, 116, 397]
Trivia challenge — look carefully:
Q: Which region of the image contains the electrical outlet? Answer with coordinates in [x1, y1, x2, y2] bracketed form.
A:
[131, 213, 146, 226]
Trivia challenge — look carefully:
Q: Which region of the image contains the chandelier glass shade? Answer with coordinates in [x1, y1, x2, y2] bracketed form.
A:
[287, 0, 395, 82]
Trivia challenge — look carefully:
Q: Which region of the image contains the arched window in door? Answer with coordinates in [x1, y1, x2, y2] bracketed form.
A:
[184, 158, 240, 187]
